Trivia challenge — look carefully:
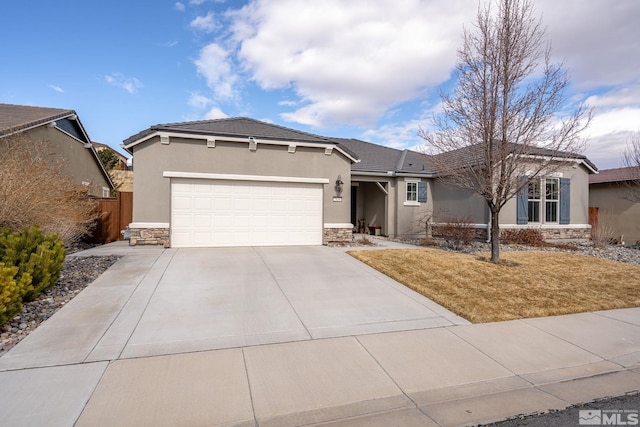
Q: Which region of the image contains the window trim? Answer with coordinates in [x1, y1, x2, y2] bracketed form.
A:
[527, 180, 541, 223]
[404, 179, 420, 206]
[523, 176, 564, 224]
[544, 178, 559, 223]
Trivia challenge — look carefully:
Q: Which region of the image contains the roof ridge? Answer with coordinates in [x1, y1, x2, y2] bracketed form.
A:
[0, 103, 77, 136]
[156, 117, 333, 142]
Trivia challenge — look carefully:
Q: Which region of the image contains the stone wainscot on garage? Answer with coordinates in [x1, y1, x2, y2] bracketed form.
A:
[122, 117, 357, 247]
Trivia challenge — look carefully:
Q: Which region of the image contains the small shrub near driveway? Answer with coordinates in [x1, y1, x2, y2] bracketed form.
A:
[348, 249, 640, 323]
[0, 227, 65, 324]
[0, 263, 25, 325]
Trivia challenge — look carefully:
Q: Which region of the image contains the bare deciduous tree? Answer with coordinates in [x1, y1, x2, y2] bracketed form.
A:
[622, 132, 640, 202]
[420, 0, 591, 262]
[0, 133, 98, 245]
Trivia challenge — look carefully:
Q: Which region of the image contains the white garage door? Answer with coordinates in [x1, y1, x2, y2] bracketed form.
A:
[171, 178, 323, 247]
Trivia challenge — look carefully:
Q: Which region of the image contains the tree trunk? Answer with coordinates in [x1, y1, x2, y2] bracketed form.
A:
[490, 207, 500, 263]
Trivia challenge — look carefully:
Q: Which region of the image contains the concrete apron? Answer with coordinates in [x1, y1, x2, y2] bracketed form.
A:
[1, 245, 639, 426]
[1, 245, 468, 369]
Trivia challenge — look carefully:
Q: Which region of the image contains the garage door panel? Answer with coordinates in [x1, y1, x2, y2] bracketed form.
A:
[171, 178, 323, 247]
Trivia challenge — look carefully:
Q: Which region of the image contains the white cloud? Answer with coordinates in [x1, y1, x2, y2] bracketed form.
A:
[585, 85, 640, 110]
[186, 0, 637, 172]
[188, 92, 213, 109]
[204, 107, 229, 119]
[278, 100, 298, 107]
[105, 73, 142, 94]
[190, 12, 217, 33]
[48, 84, 64, 93]
[535, 0, 640, 90]
[190, 0, 206, 4]
[159, 40, 179, 48]
[221, 0, 474, 128]
[194, 43, 237, 100]
[362, 118, 430, 150]
[175, 2, 185, 12]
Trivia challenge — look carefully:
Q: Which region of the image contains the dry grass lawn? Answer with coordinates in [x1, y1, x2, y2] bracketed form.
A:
[348, 249, 640, 323]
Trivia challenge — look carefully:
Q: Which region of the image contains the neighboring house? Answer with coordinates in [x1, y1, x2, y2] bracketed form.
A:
[92, 141, 133, 192]
[589, 166, 640, 244]
[92, 141, 130, 170]
[123, 117, 596, 247]
[0, 103, 114, 197]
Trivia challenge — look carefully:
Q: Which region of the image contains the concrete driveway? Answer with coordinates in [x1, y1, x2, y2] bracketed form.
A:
[3, 243, 640, 426]
[0, 244, 467, 369]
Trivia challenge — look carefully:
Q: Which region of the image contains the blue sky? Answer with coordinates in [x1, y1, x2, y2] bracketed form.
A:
[1, 0, 639, 169]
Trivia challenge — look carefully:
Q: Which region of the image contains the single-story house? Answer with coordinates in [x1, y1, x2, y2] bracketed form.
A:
[589, 166, 640, 244]
[0, 103, 114, 197]
[123, 117, 596, 247]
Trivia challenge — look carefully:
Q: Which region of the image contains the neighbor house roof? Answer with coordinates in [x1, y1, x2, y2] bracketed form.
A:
[123, 117, 359, 162]
[589, 166, 640, 184]
[0, 103, 114, 189]
[333, 138, 432, 176]
[0, 103, 75, 136]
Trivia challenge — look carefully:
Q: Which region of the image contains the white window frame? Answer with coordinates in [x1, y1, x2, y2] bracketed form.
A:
[404, 179, 420, 206]
[102, 187, 111, 198]
[527, 180, 541, 223]
[527, 176, 562, 224]
[545, 178, 559, 223]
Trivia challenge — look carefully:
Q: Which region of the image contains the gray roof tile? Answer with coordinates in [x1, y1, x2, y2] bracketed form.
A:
[0, 103, 74, 136]
[333, 138, 432, 175]
[124, 117, 335, 145]
[590, 166, 640, 184]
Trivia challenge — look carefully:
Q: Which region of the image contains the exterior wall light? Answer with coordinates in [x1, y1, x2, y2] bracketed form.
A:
[335, 174, 344, 196]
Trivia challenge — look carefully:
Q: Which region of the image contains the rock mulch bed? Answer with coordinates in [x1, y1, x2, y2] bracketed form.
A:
[468, 241, 640, 265]
[0, 255, 120, 355]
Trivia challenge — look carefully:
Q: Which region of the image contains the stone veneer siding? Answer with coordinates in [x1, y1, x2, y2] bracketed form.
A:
[323, 227, 353, 245]
[431, 225, 591, 240]
[129, 228, 170, 248]
[533, 227, 591, 240]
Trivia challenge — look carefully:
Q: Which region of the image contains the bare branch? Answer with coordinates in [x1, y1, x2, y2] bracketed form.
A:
[0, 134, 98, 245]
[622, 132, 640, 202]
[420, 0, 591, 262]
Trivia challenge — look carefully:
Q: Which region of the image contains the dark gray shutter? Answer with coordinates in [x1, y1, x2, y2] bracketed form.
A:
[418, 182, 427, 203]
[559, 177, 570, 224]
[516, 177, 529, 224]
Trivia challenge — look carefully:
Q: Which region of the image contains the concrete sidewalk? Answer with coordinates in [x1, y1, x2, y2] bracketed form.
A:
[0, 244, 639, 426]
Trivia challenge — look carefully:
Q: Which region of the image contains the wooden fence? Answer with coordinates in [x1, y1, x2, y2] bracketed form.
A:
[588, 206, 599, 231]
[87, 192, 133, 244]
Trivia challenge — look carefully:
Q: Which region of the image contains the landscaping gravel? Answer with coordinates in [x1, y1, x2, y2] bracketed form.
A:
[395, 237, 640, 265]
[0, 255, 120, 355]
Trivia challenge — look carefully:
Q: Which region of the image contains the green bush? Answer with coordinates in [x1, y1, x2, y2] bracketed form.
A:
[0, 263, 32, 325]
[0, 227, 65, 302]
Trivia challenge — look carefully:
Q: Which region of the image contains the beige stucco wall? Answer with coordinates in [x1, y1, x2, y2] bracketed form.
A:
[352, 180, 389, 234]
[590, 183, 640, 244]
[131, 136, 351, 225]
[394, 177, 434, 237]
[22, 127, 110, 196]
[431, 181, 489, 224]
[501, 163, 591, 225]
[351, 175, 433, 237]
